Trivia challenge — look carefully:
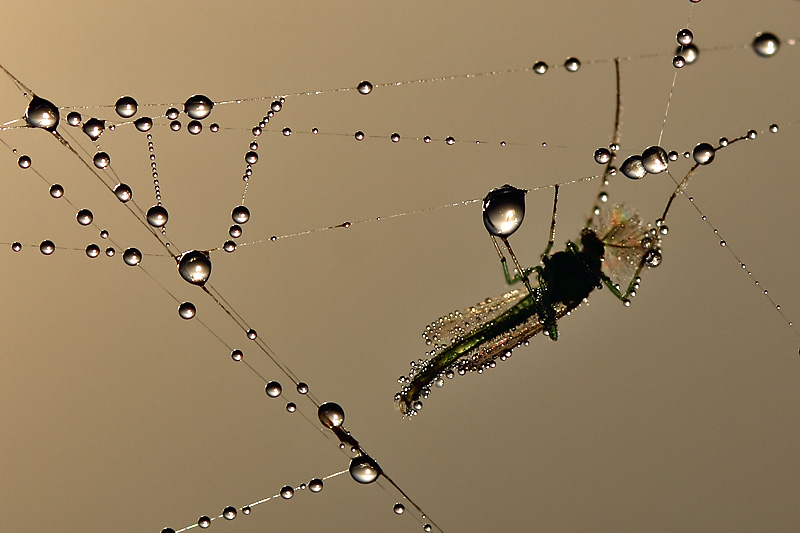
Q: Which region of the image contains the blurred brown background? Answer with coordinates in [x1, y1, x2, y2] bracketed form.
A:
[1, 1, 798, 532]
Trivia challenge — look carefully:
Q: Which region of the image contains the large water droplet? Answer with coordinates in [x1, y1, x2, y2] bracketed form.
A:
[115, 96, 138, 118]
[349, 455, 381, 484]
[76, 209, 94, 226]
[692, 143, 715, 165]
[114, 183, 132, 202]
[184, 95, 214, 120]
[93, 151, 110, 169]
[222, 506, 236, 520]
[123, 248, 142, 266]
[309, 478, 323, 492]
[643, 249, 662, 268]
[677, 43, 699, 64]
[86, 244, 100, 258]
[178, 302, 197, 319]
[245, 151, 258, 164]
[25, 96, 60, 131]
[641, 146, 668, 174]
[49, 184, 64, 198]
[280, 486, 294, 499]
[232, 205, 250, 224]
[178, 250, 212, 286]
[620, 155, 647, 180]
[83, 118, 105, 140]
[40, 240, 55, 255]
[265, 381, 282, 398]
[357, 81, 373, 94]
[753, 32, 780, 57]
[482, 184, 526, 237]
[318, 402, 345, 428]
[147, 205, 169, 227]
[134, 117, 153, 132]
[197, 516, 210, 528]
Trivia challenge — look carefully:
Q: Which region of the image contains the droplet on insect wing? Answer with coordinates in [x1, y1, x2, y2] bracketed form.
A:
[620, 155, 647, 180]
[318, 402, 345, 428]
[184, 94, 214, 119]
[692, 143, 715, 165]
[752, 32, 780, 57]
[532, 61, 548, 74]
[357, 80, 373, 94]
[232, 205, 250, 224]
[115, 96, 138, 118]
[177, 250, 212, 285]
[82, 118, 105, 140]
[122, 248, 142, 266]
[482, 184, 526, 237]
[280, 486, 294, 499]
[222, 506, 236, 520]
[641, 146, 668, 174]
[178, 302, 196, 319]
[564, 57, 580, 72]
[349, 455, 381, 484]
[25, 96, 60, 131]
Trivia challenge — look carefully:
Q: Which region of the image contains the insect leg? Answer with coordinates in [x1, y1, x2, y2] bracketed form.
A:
[490, 234, 535, 285]
[541, 184, 559, 258]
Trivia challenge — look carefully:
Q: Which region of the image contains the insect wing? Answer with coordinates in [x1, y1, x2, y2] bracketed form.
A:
[590, 203, 653, 289]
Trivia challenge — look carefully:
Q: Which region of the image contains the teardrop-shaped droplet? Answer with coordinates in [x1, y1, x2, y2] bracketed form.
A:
[115, 96, 138, 118]
[184, 95, 214, 120]
[134, 117, 153, 132]
[752, 32, 780, 57]
[318, 402, 345, 428]
[309, 478, 323, 492]
[114, 183, 132, 202]
[177, 250, 212, 285]
[25, 96, 60, 131]
[620, 155, 647, 180]
[49, 184, 64, 198]
[349, 455, 381, 484]
[265, 381, 282, 398]
[692, 142, 715, 165]
[147, 205, 169, 227]
[83, 118, 105, 140]
[641, 145, 668, 174]
[123, 248, 142, 266]
[178, 302, 197, 320]
[40, 240, 55, 255]
[357, 81, 373, 94]
[93, 151, 110, 169]
[482, 184, 526, 237]
[232, 205, 250, 224]
[76, 209, 94, 226]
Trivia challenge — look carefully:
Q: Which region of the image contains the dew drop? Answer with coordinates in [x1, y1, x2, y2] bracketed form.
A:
[170, 120, 181, 131]
[620, 155, 647, 180]
[247, 329, 257, 340]
[564, 57, 580, 72]
[18, 155, 31, 168]
[178, 302, 196, 320]
[114, 183, 132, 202]
[641, 145, 668, 174]
[424, 136, 432, 143]
[286, 402, 296, 413]
[232, 205, 250, 224]
[769, 124, 779, 133]
[445, 136, 455, 145]
[76, 209, 94, 226]
[678, 43, 699, 64]
[197, 516, 210, 529]
[231, 349, 243, 361]
[93, 151, 110, 169]
[296, 382, 309, 394]
[85, 244, 100, 258]
[187, 120, 202, 134]
[229, 225, 242, 238]
[357, 80, 373, 94]
[241, 506, 250, 515]
[318, 402, 345, 428]
[177, 250, 212, 285]
[223, 240, 236, 253]
[280, 486, 294, 499]
[354, 131, 365, 141]
[25, 96, 60, 131]
[12, 242, 22, 252]
[692, 142, 715, 165]
[349, 455, 381, 484]
[282, 127, 292, 136]
[423, 525, 432, 532]
[677, 28, 693, 45]
[482, 184, 526, 237]
[147, 205, 169, 227]
[672, 55, 686, 69]
[134, 117, 153, 132]
[161, 529, 175, 533]
[123, 248, 142, 266]
[393, 503, 405, 515]
[245, 151, 258, 164]
[643, 249, 662, 268]
[593, 147, 611, 164]
[184, 95, 214, 120]
[39, 240, 55, 255]
[532, 61, 548, 74]
[391, 133, 400, 142]
[100, 230, 109, 239]
[265, 381, 282, 398]
[82, 118, 105, 140]
[309, 478, 323, 493]
[115, 96, 138, 118]
[271, 100, 282, 112]
[49, 184, 64, 198]
[210, 123, 219, 132]
[220, 506, 236, 520]
[66, 111, 81, 126]
[753, 32, 780, 57]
